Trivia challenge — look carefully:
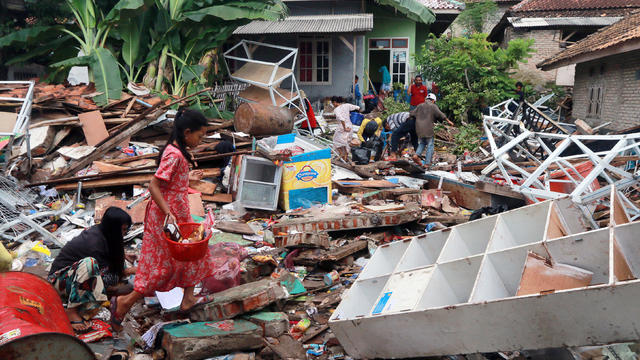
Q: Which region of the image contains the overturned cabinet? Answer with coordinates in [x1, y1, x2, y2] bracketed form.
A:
[232, 155, 283, 211]
[330, 188, 640, 359]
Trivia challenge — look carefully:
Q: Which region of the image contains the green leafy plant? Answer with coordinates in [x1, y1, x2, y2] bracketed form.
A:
[393, 82, 405, 91]
[381, 97, 410, 119]
[453, 123, 482, 155]
[456, 0, 497, 35]
[0, 0, 287, 103]
[415, 33, 534, 122]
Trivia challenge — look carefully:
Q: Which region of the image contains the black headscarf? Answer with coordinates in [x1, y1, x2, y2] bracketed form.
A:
[97, 207, 132, 276]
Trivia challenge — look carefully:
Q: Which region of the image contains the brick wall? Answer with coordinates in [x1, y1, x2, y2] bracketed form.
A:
[503, 28, 561, 85]
[573, 49, 640, 131]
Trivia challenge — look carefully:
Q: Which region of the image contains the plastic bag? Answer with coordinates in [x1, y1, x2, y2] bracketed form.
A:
[351, 147, 371, 165]
[200, 243, 248, 295]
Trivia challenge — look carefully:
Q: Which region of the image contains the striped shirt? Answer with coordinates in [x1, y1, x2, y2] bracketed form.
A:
[386, 112, 410, 131]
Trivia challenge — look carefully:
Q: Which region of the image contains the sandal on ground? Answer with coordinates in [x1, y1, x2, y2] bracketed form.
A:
[108, 349, 130, 360]
[70, 320, 92, 334]
[174, 294, 215, 315]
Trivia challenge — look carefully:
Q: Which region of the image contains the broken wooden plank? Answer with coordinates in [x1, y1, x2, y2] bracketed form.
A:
[189, 179, 217, 195]
[475, 180, 526, 200]
[93, 161, 129, 173]
[58, 104, 161, 177]
[202, 193, 233, 203]
[215, 221, 255, 235]
[425, 175, 492, 210]
[188, 193, 205, 217]
[78, 110, 109, 146]
[55, 173, 153, 190]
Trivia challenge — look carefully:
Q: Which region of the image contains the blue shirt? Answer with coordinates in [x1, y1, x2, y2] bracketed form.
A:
[352, 83, 362, 99]
[379, 66, 391, 85]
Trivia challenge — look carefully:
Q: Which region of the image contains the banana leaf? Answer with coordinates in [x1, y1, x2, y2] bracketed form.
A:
[104, 0, 151, 23]
[0, 26, 62, 47]
[91, 48, 124, 106]
[183, 2, 287, 22]
[376, 0, 436, 24]
[51, 55, 95, 68]
[5, 35, 75, 66]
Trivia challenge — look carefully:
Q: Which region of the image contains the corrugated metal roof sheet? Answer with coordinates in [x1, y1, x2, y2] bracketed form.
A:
[508, 16, 623, 28]
[233, 14, 373, 35]
[539, 11, 640, 69]
[512, 0, 640, 13]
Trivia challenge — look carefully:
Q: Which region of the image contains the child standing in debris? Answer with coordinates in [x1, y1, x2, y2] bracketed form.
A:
[111, 109, 216, 330]
[332, 96, 360, 164]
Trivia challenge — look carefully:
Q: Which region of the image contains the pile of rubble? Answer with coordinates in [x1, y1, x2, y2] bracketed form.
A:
[1, 77, 640, 360]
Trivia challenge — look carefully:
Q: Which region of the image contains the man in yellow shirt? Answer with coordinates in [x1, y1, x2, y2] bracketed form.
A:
[357, 117, 383, 143]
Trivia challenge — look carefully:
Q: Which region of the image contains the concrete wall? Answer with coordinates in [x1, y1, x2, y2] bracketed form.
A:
[503, 28, 561, 85]
[364, 4, 418, 91]
[572, 49, 640, 132]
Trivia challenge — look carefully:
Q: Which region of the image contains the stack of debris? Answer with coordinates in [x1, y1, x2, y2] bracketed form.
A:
[1, 72, 640, 360]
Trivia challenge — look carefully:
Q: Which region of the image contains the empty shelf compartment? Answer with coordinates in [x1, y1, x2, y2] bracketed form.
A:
[487, 202, 551, 251]
[438, 216, 497, 262]
[330, 275, 389, 321]
[371, 267, 434, 315]
[419, 255, 482, 309]
[396, 231, 448, 272]
[359, 239, 411, 280]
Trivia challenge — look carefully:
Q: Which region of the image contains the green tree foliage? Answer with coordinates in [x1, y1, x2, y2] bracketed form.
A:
[415, 34, 534, 122]
[456, 0, 497, 35]
[0, 0, 287, 107]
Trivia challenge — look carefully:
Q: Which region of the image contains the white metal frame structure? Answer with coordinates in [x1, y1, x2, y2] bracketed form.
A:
[482, 115, 640, 224]
[0, 80, 35, 171]
[330, 192, 640, 358]
[222, 40, 311, 130]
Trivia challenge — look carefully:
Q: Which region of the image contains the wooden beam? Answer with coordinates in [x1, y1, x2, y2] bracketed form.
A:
[57, 105, 161, 178]
[55, 173, 154, 191]
[339, 35, 354, 53]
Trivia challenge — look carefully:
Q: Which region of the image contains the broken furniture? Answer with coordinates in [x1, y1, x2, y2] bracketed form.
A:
[223, 40, 311, 130]
[329, 189, 640, 358]
[482, 114, 640, 224]
[257, 134, 332, 210]
[0, 175, 72, 246]
[232, 155, 283, 211]
[0, 81, 35, 171]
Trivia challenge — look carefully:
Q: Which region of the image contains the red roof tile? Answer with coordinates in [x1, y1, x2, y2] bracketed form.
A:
[512, 0, 640, 13]
[538, 10, 640, 69]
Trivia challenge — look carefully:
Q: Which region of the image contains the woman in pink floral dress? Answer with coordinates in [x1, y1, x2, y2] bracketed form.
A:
[111, 109, 215, 329]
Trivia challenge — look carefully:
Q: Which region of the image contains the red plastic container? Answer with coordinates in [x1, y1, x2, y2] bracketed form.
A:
[164, 222, 212, 261]
[0, 272, 94, 359]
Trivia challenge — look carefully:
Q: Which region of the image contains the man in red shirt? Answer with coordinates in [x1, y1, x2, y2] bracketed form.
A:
[407, 75, 428, 110]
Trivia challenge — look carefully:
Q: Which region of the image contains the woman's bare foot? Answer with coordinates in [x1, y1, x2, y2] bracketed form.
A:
[65, 307, 90, 333]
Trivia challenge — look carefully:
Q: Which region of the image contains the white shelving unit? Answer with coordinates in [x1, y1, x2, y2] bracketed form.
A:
[329, 191, 640, 359]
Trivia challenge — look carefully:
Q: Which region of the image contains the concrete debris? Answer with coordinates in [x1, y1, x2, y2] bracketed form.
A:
[1, 51, 639, 360]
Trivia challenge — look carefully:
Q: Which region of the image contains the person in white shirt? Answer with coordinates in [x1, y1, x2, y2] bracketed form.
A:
[331, 96, 360, 163]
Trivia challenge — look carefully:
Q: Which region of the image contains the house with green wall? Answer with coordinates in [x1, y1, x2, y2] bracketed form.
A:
[230, 0, 462, 102]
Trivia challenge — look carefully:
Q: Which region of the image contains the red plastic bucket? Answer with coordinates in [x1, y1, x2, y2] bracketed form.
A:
[0, 272, 94, 359]
[164, 223, 212, 261]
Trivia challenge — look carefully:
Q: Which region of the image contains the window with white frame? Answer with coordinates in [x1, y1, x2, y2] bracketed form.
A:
[587, 84, 603, 118]
[298, 37, 331, 84]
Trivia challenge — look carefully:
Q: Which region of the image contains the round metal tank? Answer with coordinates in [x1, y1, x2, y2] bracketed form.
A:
[0, 272, 95, 360]
[234, 102, 294, 136]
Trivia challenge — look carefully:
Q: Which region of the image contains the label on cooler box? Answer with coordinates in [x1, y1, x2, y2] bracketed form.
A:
[295, 165, 319, 182]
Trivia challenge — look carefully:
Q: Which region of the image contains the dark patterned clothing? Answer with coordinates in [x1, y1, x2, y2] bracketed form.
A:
[48, 257, 108, 312]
